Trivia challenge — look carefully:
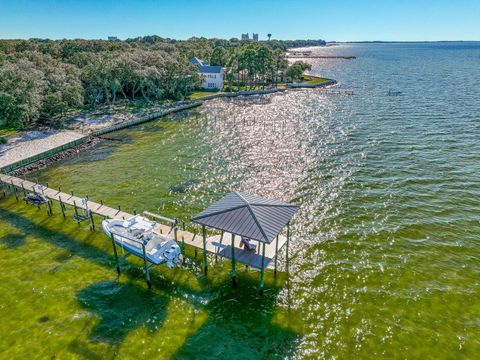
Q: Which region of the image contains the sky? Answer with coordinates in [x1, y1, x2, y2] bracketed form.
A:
[0, 0, 479, 42]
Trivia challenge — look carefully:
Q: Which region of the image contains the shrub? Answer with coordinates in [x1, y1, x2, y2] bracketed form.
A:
[0, 136, 6, 144]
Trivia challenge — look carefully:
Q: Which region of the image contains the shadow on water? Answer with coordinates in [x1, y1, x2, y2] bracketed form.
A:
[174, 279, 299, 359]
[0, 233, 27, 249]
[77, 281, 168, 344]
[1, 206, 300, 359]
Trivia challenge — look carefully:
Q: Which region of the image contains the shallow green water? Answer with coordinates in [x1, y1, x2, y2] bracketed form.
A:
[2, 43, 480, 359]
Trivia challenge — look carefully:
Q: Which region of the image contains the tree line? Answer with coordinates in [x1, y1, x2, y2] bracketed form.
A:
[208, 45, 311, 90]
[0, 37, 320, 129]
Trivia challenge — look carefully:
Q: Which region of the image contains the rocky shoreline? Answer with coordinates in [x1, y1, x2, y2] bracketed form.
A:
[10, 137, 104, 176]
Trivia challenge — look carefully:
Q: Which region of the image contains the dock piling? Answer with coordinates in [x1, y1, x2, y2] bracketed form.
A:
[142, 243, 152, 289]
[46, 200, 53, 216]
[11, 180, 18, 201]
[59, 196, 66, 217]
[110, 233, 121, 275]
[73, 200, 80, 224]
[88, 210, 95, 231]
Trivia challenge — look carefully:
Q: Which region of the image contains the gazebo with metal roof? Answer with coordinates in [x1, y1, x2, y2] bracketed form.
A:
[191, 191, 299, 294]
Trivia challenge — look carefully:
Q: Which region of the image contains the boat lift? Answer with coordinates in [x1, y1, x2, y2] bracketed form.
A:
[109, 212, 179, 289]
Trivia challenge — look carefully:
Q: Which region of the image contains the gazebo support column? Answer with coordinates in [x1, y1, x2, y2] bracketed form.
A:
[202, 225, 208, 274]
[231, 234, 237, 287]
[286, 221, 291, 271]
[274, 235, 279, 276]
[260, 242, 266, 296]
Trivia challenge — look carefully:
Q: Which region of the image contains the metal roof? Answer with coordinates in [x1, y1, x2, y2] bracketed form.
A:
[191, 191, 299, 244]
[198, 65, 222, 74]
[190, 57, 208, 66]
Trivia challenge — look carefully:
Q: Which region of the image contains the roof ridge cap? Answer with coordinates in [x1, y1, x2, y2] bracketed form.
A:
[235, 192, 269, 242]
[191, 204, 246, 221]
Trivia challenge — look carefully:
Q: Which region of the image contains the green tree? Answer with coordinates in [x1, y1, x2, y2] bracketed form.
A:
[286, 61, 312, 82]
[210, 47, 227, 66]
[0, 59, 45, 129]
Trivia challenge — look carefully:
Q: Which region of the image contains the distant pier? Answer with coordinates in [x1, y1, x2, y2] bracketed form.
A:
[287, 55, 356, 60]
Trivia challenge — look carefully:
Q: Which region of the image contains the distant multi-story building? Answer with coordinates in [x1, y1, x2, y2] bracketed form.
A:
[241, 33, 249, 41]
[267, 34, 272, 41]
[190, 57, 224, 90]
[108, 36, 118, 41]
[252, 33, 259, 42]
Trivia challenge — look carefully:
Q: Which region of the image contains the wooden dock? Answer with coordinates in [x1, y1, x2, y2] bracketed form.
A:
[0, 174, 287, 271]
[160, 224, 287, 270]
[0, 174, 131, 219]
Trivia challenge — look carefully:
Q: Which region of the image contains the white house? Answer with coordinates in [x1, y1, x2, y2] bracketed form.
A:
[190, 57, 224, 90]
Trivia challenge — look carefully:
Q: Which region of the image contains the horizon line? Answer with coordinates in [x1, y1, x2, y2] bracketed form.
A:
[0, 36, 479, 43]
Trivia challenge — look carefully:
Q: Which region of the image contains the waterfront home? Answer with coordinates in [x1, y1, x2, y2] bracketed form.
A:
[190, 57, 224, 89]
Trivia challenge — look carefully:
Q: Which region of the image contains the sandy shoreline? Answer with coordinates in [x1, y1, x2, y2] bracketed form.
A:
[0, 130, 86, 169]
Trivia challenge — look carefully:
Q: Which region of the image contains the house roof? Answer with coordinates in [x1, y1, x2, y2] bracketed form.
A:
[190, 57, 221, 74]
[199, 65, 223, 74]
[191, 191, 299, 243]
[190, 57, 209, 66]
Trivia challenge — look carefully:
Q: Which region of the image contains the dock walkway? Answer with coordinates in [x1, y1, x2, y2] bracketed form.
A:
[1, 174, 286, 270]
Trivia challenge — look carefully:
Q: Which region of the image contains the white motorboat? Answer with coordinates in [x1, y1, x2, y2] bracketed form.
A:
[102, 215, 181, 268]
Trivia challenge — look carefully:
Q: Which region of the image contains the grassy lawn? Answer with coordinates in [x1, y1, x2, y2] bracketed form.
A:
[189, 91, 220, 100]
[301, 75, 331, 85]
[0, 123, 20, 138]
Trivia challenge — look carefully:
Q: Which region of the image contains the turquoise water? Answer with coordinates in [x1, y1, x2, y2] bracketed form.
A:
[1, 42, 480, 358]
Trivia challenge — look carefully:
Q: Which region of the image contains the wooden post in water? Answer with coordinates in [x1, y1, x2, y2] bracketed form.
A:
[11, 181, 18, 201]
[88, 210, 95, 231]
[174, 224, 178, 244]
[73, 200, 80, 224]
[260, 242, 266, 296]
[274, 235, 279, 276]
[59, 196, 66, 217]
[46, 200, 53, 216]
[21, 183, 27, 197]
[231, 234, 237, 287]
[110, 233, 121, 275]
[181, 235, 186, 263]
[142, 242, 151, 289]
[202, 225, 208, 274]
